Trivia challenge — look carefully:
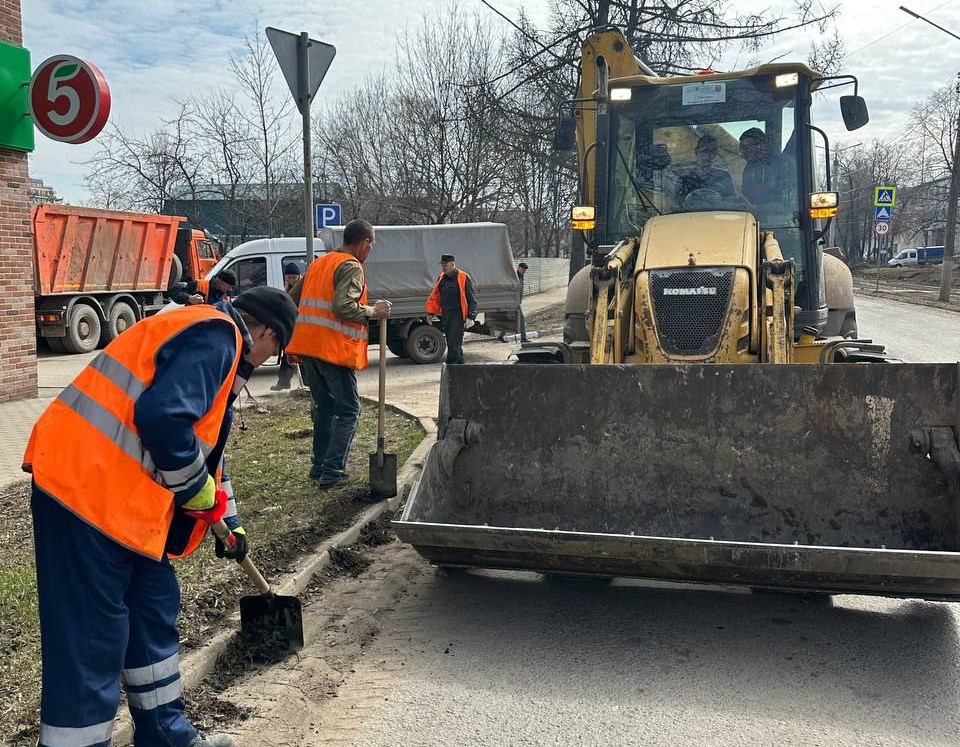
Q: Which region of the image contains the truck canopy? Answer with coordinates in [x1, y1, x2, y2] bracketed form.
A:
[320, 223, 519, 315]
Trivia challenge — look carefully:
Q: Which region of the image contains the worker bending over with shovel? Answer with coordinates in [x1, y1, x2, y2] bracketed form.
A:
[22, 286, 297, 747]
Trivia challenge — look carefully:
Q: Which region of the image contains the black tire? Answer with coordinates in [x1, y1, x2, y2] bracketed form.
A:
[63, 304, 102, 354]
[103, 301, 137, 345]
[405, 324, 446, 364]
[45, 336, 68, 353]
[167, 254, 183, 287]
[386, 337, 408, 358]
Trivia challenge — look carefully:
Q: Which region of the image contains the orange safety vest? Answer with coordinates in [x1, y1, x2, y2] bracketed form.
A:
[23, 305, 242, 560]
[426, 270, 470, 320]
[286, 251, 369, 369]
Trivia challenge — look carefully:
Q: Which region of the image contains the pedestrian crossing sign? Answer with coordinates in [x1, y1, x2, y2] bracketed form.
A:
[874, 186, 896, 207]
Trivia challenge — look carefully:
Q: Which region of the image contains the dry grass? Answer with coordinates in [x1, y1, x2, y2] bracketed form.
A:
[0, 395, 423, 746]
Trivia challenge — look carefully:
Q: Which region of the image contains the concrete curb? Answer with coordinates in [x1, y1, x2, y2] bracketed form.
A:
[112, 413, 437, 746]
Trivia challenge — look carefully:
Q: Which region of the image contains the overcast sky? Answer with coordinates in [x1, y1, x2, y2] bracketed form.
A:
[21, 0, 960, 204]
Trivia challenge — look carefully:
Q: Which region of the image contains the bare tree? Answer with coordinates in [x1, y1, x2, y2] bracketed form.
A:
[229, 30, 299, 237]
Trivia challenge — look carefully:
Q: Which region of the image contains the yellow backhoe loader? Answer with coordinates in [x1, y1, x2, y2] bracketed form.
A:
[394, 29, 960, 598]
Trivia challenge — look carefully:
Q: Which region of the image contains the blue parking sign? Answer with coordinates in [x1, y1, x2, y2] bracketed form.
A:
[315, 203, 342, 229]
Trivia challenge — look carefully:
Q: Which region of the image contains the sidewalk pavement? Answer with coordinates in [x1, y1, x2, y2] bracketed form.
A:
[0, 285, 569, 489]
[0, 395, 52, 489]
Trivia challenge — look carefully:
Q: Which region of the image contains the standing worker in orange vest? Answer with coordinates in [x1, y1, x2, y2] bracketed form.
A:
[425, 254, 478, 365]
[286, 219, 392, 487]
[22, 287, 297, 747]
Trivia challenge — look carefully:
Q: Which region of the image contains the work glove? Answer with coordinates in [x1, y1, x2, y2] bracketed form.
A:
[464, 318, 476, 330]
[182, 474, 218, 513]
[215, 525, 248, 563]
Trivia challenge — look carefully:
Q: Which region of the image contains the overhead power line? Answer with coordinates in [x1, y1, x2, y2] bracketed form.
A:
[847, 0, 955, 58]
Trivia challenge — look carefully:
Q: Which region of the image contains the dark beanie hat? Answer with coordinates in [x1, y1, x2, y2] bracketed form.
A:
[232, 286, 298, 348]
[216, 268, 238, 286]
[283, 262, 301, 276]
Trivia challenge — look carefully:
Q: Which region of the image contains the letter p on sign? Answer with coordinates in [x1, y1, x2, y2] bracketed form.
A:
[315, 203, 342, 230]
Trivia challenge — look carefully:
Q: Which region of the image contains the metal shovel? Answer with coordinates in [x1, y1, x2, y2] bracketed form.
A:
[212, 520, 304, 650]
[369, 322, 398, 500]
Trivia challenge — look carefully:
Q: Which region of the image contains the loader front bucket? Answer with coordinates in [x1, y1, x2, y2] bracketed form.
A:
[393, 363, 960, 599]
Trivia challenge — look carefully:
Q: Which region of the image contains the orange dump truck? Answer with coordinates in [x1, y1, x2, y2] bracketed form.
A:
[33, 204, 221, 353]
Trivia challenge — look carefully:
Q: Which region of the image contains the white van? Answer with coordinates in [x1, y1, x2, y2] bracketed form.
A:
[207, 224, 521, 364]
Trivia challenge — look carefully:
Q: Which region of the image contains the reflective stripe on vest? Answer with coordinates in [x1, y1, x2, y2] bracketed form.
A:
[24, 305, 242, 560]
[286, 252, 369, 369]
[425, 270, 470, 320]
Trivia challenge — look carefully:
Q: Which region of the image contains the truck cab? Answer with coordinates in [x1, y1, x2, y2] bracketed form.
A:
[174, 227, 222, 282]
[888, 249, 920, 267]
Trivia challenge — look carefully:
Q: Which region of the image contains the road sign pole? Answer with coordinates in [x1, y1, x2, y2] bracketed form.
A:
[299, 32, 314, 267]
[875, 231, 881, 292]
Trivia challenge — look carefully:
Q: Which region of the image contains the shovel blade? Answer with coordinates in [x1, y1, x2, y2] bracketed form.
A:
[369, 450, 398, 500]
[239, 592, 304, 650]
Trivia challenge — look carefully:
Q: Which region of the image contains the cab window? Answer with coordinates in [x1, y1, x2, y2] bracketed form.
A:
[229, 257, 267, 291]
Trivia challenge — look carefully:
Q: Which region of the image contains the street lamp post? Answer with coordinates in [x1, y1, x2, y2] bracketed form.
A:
[901, 5, 960, 302]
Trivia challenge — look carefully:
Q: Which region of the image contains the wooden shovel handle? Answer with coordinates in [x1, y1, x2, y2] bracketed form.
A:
[378, 321, 387, 441]
[212, 519, 271, 595]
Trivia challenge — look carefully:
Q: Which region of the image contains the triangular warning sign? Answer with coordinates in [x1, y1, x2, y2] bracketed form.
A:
[879, 191, 891, 203]
[265, 27, 336, 115]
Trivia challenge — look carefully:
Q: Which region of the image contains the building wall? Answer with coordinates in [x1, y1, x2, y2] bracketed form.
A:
[0, 1, 38, 402]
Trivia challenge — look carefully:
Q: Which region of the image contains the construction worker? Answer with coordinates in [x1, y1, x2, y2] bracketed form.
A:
[272, 263, 304, 391]
[285, 219, 392, 486]
[23, 286, 297, 747]
[169, 269, 237, 306]
[425, 254, 478, 365]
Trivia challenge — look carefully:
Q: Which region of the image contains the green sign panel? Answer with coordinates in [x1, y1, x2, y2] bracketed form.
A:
[873, 186, 896, 207]
[0, 40, 34, 152]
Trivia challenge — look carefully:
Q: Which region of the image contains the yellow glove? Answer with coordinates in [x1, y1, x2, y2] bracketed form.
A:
[182, 475, 216, 510]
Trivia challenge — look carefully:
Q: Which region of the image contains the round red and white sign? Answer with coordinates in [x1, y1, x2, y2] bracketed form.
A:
[29, 55, 111, 145]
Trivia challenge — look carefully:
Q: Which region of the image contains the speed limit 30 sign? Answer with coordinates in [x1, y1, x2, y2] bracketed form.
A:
[874, 221, 890, 236]
[29, 55, 111, 144]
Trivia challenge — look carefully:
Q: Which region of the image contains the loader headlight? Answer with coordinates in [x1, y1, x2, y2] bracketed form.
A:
[775, 72, 799, 88]
[610, 87, 632, 102]
[809, 191, 838, 219]
[571, 205, 596, 230]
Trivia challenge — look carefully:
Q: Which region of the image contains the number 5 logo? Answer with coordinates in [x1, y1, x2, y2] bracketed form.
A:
[29, 55, 111, 145]
[46, 63, 81, 127]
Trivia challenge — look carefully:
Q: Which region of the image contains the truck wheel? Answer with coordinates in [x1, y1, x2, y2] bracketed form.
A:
[103, 301, 137, 345]
[167, 254, 183, 287]
[405, 324, 446, 364]
[45, 336, 67, 353]
[63, 304, 102, 354]
[386, 337, 408, 358]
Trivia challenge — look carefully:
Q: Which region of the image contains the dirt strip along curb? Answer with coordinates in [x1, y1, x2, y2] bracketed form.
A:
[112, 415, 437, 746]
[854, 285, 960, 314]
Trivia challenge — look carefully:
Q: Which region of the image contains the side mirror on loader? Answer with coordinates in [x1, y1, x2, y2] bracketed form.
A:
[840, 95, 869, 131]
[553, 116, 576, 151]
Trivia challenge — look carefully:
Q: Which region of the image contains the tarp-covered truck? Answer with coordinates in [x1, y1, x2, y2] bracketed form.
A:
[206, 222, 522, 364]
[33, 204, 221, 353]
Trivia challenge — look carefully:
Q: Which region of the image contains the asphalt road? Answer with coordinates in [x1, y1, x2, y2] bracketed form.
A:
[854, 294, 960, 363]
